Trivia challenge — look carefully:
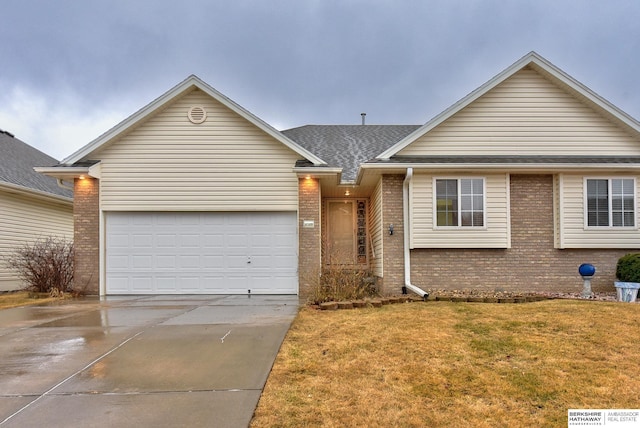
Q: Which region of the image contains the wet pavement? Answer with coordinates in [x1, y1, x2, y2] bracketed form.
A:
[0, 295, 299, 427]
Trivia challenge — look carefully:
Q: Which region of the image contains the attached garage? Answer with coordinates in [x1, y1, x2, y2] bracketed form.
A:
[106, 212, 298, 295]
[36, 76, 327, 296]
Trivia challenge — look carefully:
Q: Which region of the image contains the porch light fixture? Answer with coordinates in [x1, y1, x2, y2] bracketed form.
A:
[78, 175, 86, 180]
[345, 190, 350, 196]
[389, 224, 394, 235]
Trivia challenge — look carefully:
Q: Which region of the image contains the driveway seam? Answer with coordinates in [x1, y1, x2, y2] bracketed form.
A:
[0, 303, 202, 426]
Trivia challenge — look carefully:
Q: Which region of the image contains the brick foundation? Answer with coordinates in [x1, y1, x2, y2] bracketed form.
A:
[73, 177, 100, 294]
[298, 177, 321, 298]
[409, 174, 637, 293]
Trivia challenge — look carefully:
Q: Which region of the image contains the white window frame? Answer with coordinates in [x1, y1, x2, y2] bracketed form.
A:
[433, 177, 487, 229]
[583, 177, 637, 230]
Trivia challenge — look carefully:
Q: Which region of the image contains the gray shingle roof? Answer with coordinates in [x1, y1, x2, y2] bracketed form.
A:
[0, 130, 72, 199]
[282, 125, 420, 182]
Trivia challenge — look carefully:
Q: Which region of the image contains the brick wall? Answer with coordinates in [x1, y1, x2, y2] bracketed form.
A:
[410, 174, 635, 293]
[73, 177, 100, 294]
[380, 174, 406, 295]
[298, 177, 321, 298]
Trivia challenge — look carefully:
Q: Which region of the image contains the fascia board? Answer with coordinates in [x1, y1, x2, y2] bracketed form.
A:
[528, 55, 640, 134]
[62, 75, 327, 166]
[0, 181, 73, 204]
[293, 167, 343, 184]
[360, 162, 640, 172]
[377, 51, 640, 160]
[293, 166, 342, 176]
[193, 79, 327, 166]
[60, 77, 197, 165]
[34, 166, 90, 179]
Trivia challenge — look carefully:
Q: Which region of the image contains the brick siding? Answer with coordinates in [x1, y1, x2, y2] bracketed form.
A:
[298, 177, 321, 298]
[73, 177, 100, 294]
[409, 174, 636, 293]
[380, 174, 406, 295]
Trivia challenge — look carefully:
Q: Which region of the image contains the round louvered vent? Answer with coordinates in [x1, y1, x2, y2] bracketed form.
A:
[188, 106, 207, 124]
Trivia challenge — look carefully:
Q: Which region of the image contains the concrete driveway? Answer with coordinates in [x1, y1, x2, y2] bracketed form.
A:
[0, 295, 298, 427]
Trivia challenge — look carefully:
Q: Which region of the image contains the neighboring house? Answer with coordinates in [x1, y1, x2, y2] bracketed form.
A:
[37, 52, 640, 297]
[0, 130, 73, 291]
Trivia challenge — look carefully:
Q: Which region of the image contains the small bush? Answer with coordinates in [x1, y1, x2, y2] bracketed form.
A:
[4, 237, 74, 294]
[615, 253, 640, 283]
[306, 259, 378, 304]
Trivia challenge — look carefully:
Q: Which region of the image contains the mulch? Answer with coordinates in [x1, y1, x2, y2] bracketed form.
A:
[310, 289, 632, 310]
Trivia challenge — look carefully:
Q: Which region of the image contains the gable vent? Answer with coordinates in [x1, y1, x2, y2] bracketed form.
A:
[188, 106, 207, 124]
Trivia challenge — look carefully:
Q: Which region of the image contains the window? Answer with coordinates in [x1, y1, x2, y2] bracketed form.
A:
[586, 178, 635, 227]
[435, 178, 484, 227]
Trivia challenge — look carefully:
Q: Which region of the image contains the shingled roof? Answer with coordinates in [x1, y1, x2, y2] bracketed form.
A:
[0, 129, 72, 199]
[282, 125, 420, 182]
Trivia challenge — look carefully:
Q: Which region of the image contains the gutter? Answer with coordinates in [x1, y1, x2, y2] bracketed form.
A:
[402, 168, 430, 300]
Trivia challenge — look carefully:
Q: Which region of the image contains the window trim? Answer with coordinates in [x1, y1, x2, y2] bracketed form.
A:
[583, 177, 637, 230]
[433, 177, 487, 230]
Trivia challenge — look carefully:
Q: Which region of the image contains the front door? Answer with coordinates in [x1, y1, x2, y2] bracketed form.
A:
[327, 200, 355, 264]
[326, 200, 368, 266]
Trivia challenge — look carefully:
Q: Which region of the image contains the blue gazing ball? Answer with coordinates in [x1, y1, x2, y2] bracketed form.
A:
[578, 263, 596, 277]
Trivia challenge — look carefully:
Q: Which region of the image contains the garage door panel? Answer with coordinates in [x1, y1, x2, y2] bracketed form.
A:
[133, 234, 153, 248]
[108, 255, 130, 269]
[156, 255, 177, 268]
[106, 212, 297, 294]
[202, 255, 224, 266]
[132, 255, 153, 269]
[156, 277, 177, 291]
[131, 276, 153, 292]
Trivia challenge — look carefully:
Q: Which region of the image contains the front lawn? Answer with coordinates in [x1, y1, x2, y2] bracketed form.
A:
[251, 300, 640, 427]
[0, 291, 62, 309]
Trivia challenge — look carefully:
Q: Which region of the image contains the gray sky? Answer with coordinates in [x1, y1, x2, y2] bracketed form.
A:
[1, 0, 639, 161]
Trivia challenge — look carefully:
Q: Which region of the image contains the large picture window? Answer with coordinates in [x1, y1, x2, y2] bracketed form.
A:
[586, 178, 635, 227]
[435, 178, 485, 227]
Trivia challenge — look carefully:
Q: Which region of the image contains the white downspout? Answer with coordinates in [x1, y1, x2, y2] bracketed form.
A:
[56, 178, 74, 191]
[403, 168, 429, 300]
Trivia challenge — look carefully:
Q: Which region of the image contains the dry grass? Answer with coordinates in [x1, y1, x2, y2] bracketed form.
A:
[0, 291, 61, 309]
[252, 300, 640, 427]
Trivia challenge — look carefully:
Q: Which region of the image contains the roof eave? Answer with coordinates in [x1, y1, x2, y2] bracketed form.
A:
[0, 181, 73, 204]
[293, 166, 343, 182]
[34, 166, 91, 180]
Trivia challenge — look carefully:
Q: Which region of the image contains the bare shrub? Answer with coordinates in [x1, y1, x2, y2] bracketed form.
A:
[4, 237, 74, 295]
[306, 251, 378, 304]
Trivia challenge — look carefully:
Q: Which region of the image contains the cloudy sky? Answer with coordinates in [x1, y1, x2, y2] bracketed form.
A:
[1, 0, 639, 161]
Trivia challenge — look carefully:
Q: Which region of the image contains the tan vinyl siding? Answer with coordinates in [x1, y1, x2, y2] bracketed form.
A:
[95, 88, 301, 211]
[369, 178, 383, 277]
[560, 174, 640, 248]
[411, 173, 510, 248]
[0, 191, 73, 291]
[398, 68, 640, 156]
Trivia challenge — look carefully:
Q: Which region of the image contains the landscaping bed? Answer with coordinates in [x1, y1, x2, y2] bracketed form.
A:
[311, 289, 625, 310]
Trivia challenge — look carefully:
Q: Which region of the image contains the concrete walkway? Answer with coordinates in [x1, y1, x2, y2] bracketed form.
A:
[0, 295, 298, 427]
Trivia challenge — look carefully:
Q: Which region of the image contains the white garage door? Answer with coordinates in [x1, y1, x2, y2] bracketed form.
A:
[106, 212, 298, 295]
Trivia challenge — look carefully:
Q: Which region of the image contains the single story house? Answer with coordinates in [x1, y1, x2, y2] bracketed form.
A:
[37, 52, 640, 297]
[1, 129, 73, 291]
